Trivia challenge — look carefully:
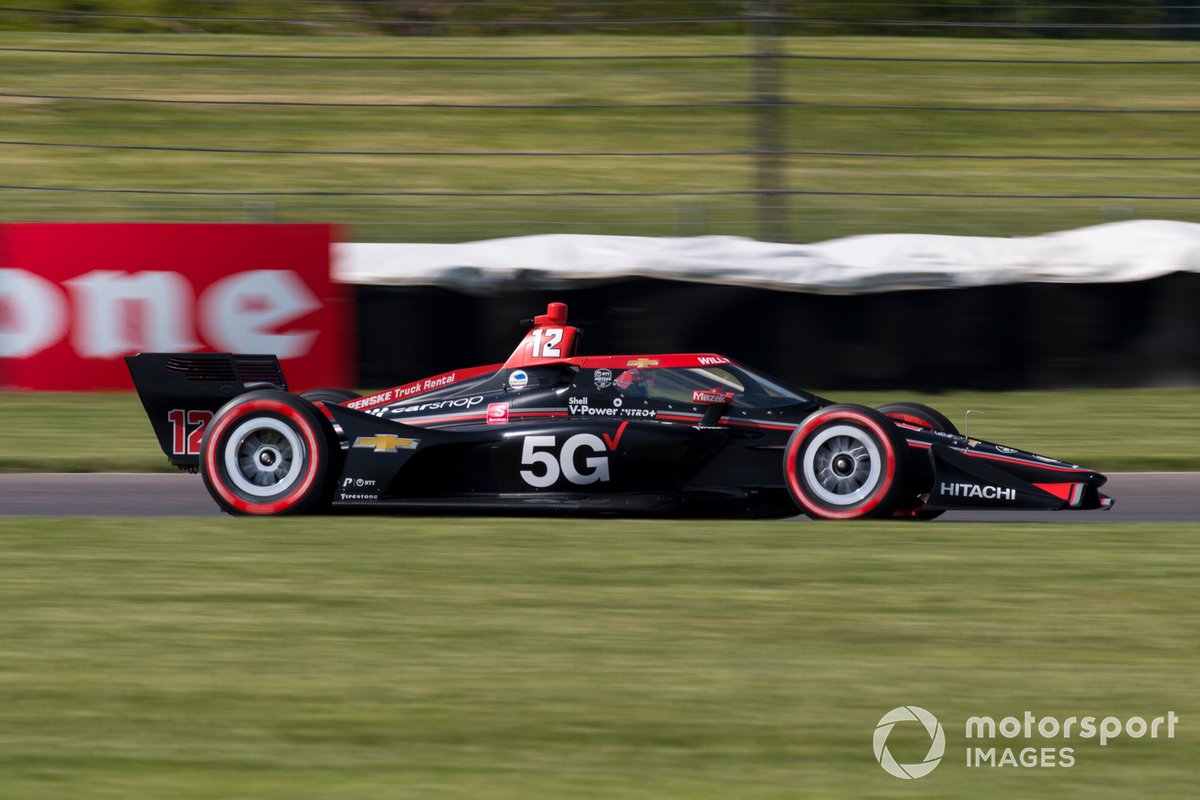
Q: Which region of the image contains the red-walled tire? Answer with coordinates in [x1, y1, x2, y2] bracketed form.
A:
[300, 388, 361, 405]
[784, 404, 909, 520]
[877, 402, 959, 436]
[200, 390, 338, 516]
[878, 402, 958, 520]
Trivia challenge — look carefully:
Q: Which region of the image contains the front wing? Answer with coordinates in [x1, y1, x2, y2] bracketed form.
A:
[920, 442, 1112, 511]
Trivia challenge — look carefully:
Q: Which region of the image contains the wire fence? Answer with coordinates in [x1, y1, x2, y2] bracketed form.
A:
[2, 2, 1199, 36]
[1, 2, 1198, 241]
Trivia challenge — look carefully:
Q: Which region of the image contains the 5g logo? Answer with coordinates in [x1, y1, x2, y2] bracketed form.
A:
[520, 434, 610, 487]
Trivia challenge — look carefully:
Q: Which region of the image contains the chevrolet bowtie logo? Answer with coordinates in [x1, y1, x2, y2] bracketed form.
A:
[625, 358, 659, 368]
[353, 435, 420, 453]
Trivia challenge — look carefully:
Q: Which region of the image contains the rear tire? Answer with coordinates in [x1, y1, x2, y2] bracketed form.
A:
[300, 388, 361, 405]
[200, 390, 338, 516]
[784, 404, 909, 520]
[877, 402, 958, 520]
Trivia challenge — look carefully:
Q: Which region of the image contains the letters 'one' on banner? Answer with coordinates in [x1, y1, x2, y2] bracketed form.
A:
[0, 223, 351, 390]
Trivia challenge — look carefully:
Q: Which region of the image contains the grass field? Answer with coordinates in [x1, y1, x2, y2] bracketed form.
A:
[0, 517, 1195, 799]
[2, 387, 1197, 473]
[2, 33, 1198, 241]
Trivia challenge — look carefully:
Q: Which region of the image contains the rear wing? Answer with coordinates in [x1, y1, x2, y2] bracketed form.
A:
[126, 353, 288, 468]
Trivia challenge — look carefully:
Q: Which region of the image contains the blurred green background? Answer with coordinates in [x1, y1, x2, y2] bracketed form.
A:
[2, 30, 1198, 241]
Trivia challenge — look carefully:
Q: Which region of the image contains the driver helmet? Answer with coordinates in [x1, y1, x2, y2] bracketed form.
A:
[615, 368, 649, 397]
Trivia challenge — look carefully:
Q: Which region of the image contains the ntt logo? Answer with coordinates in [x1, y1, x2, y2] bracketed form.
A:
[874, 706, 946, 779]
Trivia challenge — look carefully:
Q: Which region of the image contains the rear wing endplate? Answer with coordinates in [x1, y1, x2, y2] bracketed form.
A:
[126, 352, 288, 468]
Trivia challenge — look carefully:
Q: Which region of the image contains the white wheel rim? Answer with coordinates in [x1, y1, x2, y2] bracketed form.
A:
[223, 417, 305, 498]
[802, 424, 883, 506]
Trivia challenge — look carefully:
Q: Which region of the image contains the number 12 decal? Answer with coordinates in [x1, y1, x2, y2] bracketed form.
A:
[530, 328, 564, 359]
[168, 409, 214, 456]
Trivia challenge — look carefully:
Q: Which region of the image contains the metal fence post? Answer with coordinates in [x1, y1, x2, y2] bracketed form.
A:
[750, 0, 788, 242]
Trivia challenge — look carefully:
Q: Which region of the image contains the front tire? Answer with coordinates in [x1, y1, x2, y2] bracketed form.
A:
[877, 402, 959, 436]
[877, 401, 958, 520]
[200, 390, 338, 516]
[784, 404, 909, 520]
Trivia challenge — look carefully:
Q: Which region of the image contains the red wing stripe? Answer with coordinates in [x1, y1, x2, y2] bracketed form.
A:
[400, 413, 488, 426]
[656, 412, 795, 431]
[348, 363, 502, 411]
[1035, 482, 1074, 500]
[726, 419, 796, 431]
[404, 410, 569, 427]
[961, 450, 1091, 473]
[403, 408, 795, 431]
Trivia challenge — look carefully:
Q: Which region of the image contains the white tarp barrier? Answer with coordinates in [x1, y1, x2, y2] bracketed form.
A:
[334, 219, 1200, 294]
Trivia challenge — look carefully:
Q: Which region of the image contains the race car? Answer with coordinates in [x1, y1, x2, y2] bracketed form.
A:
[127, 302, 1113, 519]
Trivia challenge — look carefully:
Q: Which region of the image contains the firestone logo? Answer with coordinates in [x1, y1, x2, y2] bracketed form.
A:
[0, 268, 319, 359]
[874, 706, 945, 780]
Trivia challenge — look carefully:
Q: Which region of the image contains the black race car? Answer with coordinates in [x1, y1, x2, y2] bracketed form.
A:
[127, 302, 1112, 519]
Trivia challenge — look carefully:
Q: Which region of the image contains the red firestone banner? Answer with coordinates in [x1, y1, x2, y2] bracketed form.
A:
[0, 223, 351, 390]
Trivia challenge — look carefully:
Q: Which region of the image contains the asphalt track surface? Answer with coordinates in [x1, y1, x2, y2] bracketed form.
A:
[0, 472, 1196, 521]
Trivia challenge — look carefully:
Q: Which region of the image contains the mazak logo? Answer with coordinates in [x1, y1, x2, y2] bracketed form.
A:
[874, 706, 945, 780]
